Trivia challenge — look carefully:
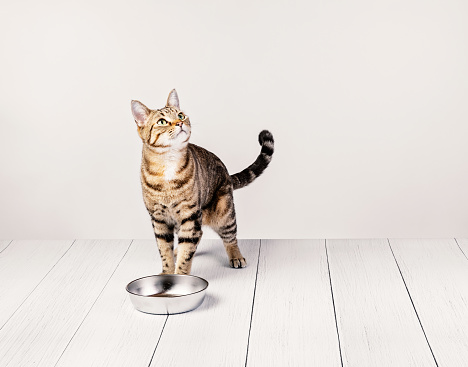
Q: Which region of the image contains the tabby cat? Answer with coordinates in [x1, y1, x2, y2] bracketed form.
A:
[131, 90, 274, 275]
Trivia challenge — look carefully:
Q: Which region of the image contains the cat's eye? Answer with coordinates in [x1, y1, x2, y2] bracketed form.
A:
[177, 112, 186, 121]
[157, 119, 168, 126]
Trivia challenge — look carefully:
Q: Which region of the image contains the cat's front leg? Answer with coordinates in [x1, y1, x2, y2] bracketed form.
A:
[175, 214, 202, 275]
[151, 219, 175, 274]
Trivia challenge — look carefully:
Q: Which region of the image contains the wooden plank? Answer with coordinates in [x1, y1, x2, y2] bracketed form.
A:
[246, 239, 341, 367]
[0, 240, 12, 253]
[0, 240, 73, 329]
[456, 238, 468, 259]
[55, 239, 167, 367]
[151, 239, 260, 367]
[390, 238, 468, 366]
[328, 239, 436, 367]
[0, 239, 131, 367]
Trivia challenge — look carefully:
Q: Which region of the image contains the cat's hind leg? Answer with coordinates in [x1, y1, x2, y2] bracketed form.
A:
[211, 191, 246, 269]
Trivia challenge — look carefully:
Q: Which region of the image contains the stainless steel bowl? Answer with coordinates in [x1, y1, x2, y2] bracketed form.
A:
[126, 274, 209, 315]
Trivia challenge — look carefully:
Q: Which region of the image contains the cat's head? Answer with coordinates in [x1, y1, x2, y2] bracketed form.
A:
[131, 89, 191, 148]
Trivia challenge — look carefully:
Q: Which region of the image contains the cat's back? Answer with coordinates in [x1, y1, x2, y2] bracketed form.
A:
[188, 142, 232, 196]
[188, 143, 229, 174]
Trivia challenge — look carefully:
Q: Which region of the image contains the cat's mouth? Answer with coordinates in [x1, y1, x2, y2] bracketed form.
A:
[176, 126, 187, 137]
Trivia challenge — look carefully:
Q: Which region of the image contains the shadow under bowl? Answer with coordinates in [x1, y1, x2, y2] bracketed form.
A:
[126, 274, 209, 315]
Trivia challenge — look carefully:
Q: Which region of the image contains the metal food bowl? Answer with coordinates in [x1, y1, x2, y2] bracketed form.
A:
[126, 274, 209, 315]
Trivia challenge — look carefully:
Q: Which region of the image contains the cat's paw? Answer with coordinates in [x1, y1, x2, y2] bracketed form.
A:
[159, 271, 174, 275]
[230, 258, 247, 269]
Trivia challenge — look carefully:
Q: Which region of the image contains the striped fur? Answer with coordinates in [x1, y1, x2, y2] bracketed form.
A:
[230, 130, 274, 190]
[131, 90, 274, 274]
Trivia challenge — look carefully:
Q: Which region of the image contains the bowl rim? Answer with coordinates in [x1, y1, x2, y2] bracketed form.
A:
[125, 274, 209, 298]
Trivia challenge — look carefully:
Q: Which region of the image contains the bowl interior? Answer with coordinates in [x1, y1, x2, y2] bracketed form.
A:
[126, 274, 208, 298]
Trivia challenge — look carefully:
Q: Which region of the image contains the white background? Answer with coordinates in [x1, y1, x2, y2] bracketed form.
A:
[1, 0, 467, 239]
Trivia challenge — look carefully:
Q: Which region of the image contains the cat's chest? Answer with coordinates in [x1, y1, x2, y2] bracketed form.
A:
[141, 149, 196, 206]
[163, 160, 178, 181]
[143, 151, 185, 181]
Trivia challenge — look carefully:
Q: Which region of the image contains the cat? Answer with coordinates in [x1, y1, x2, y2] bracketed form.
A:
[131, 89, 274, 275]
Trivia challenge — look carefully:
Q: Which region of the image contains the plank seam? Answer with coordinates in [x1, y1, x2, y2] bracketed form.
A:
[148, 315, 169, 366]
[0, 240, 13, 254]
[244, 239, 262, 367]
[454, 238, 468, 261]
[0, 239, 76, 332]
[325, 239, 344, 367]
[53, 239, 134, 367]
[387, 239, 439, 367]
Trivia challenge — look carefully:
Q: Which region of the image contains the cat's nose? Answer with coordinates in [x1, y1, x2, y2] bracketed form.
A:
[175, 121, 183, 127]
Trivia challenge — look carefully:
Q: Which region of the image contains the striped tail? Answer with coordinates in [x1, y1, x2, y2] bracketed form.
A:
[231, 130, 274, 190]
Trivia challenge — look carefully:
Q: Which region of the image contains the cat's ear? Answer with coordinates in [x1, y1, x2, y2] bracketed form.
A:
[166, 89, 180, 109]
[131, 100, 151, 127]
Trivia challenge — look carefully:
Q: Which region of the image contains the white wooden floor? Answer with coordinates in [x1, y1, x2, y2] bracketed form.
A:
[1, 239, 468, 367]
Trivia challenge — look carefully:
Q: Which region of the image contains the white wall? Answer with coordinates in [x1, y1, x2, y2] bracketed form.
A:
[1, 0, 467, 239]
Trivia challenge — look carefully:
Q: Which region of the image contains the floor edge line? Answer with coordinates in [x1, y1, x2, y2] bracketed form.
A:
[387, 238, 439, 367]
[244, 239, 262, 367]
